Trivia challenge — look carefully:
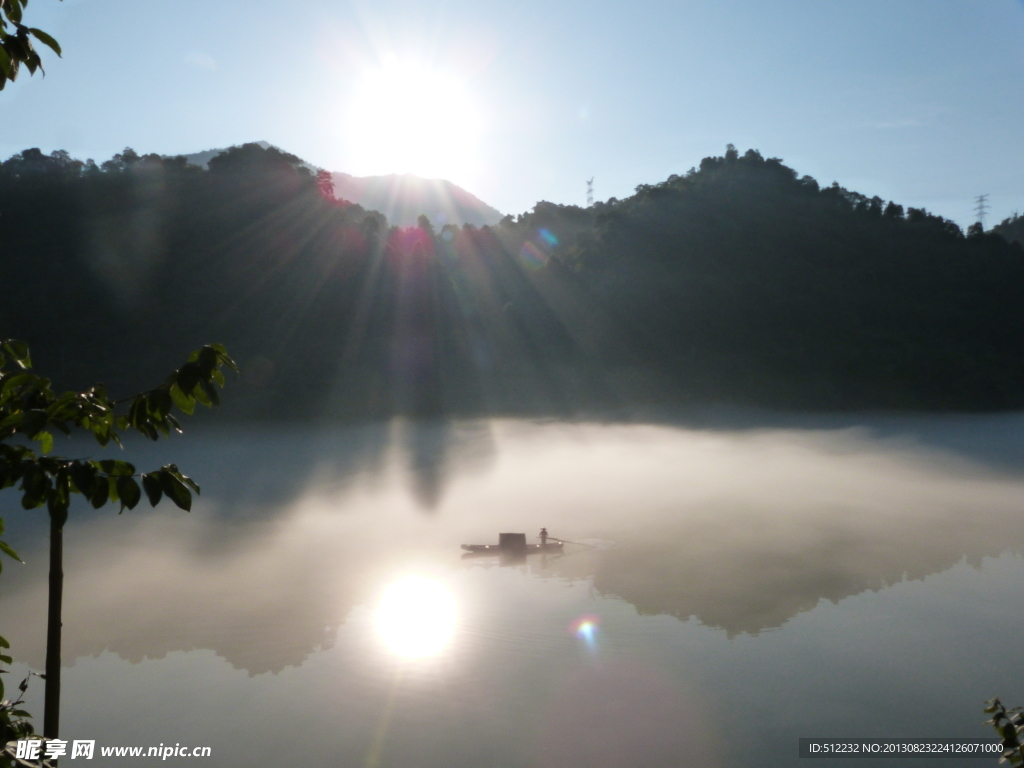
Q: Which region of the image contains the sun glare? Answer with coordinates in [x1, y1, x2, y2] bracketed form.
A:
[345, 58, 481, 183]
[376, 576, 457, 658]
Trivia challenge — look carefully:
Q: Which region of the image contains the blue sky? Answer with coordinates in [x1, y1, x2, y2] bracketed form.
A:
[2, 0, 1022, 227]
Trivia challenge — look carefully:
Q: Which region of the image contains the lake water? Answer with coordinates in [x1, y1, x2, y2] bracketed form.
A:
[2, 414, 1024, 767]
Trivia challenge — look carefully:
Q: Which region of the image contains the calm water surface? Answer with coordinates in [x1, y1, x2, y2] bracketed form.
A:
[3, 415, 1024, 767]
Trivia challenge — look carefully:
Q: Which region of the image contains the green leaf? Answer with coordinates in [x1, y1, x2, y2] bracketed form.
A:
[0, 635, 9, 649]
[22, 464, 44, 493]
[159, 470, 191, 511]
[199, 378, 219, 406]
[197, 346, 219, 377]
[163, 465, 200, 494]
[128, 395, 145, 428]
[213, 345, 239, 372]
[4, 34, 28, 65]
[0, 45, 12, 78]
[36, 429, 53, 454]
[89, 478, 109, 509]
[0, 654, 11, 665]
[169, 383, 195, 415]
[175, 472, 200, 495]
[113, 460, 136, 476]
[1, 371, 34, 398]
[24, 50, 40, 76]
[68, 461, 96, 496]
[5, 0, 22, 26]
[176, 362, 201, 398]
[0, 540, 22, 562]
[97, 459, 135, 476]
[27, 27, 60, 55]
[141, 473, 162, 507]
[0, 412, 24, 433]
[151, 387, 173, 418]
[21, 468, 50, 509]
[192, 380, 212, 407]
[21, 494, 45, 510]
[21, 409, 47, 438]
[116, 476, 141, 511]
[2, 339, 30, 364]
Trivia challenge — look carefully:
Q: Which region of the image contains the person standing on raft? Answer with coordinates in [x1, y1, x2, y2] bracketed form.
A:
[540, 528, 548, 546]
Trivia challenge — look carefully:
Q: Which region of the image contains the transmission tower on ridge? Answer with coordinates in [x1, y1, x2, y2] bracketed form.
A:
[586, 178, 594, 207]
[974, 194, 990, 228]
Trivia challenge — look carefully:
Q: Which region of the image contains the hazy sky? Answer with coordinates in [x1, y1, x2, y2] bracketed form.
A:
[2, 0, 1022, 227]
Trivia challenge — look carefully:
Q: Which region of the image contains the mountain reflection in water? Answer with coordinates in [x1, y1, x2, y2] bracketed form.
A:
[1, 415, 1023, 766]
[4, 417, 1022, 670]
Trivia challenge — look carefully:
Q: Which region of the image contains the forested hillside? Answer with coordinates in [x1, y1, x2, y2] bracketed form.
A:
[994, 213, 1024, 248]
[2, 143, 1022, 416]
[550, 147, 1024, 408]
[176, 141, 502, 227]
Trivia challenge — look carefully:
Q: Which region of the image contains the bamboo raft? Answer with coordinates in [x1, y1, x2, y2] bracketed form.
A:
[460, 532, 563, 557]
[461, 542, 564, 554]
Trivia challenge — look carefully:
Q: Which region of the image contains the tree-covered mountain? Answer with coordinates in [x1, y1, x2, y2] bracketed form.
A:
[994, 212, 1024, 248]
[174, 141, 502, 228]
[545, 146, 1024, 409]
[1, 143, 1021, 417]
[175, 141, 317, 174]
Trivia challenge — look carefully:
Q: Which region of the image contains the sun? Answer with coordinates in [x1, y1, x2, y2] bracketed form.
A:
[375, 576, 457, 658]
[345, 57, 481, 184]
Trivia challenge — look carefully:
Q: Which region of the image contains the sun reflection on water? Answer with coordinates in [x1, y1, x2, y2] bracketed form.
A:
[375, 576, 457, 658]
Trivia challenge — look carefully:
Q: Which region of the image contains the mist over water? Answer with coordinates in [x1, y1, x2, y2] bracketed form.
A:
[2, 412, 1023, 766]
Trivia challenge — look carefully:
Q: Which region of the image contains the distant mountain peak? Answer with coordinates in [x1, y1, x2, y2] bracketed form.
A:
[330, 171, 502, 228]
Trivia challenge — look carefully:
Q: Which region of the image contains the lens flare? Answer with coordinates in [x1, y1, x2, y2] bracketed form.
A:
[518, 240, 548, 270]
[376, 576, 457, 658]
[518, 229, 558, 270]
[538, 228, 558, 247]
[570, 614, 600, 651]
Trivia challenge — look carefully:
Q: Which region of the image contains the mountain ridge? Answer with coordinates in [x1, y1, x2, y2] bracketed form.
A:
[175, 142, 502, 228]
[329, 171, 502, 228]
[3, 143, 1022, 415]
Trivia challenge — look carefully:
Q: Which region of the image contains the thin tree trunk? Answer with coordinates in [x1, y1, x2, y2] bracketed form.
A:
[44, 513, 63, 739]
